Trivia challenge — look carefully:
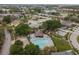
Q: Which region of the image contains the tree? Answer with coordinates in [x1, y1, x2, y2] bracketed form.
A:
[29, 7, 43, 14]
[2, 15, 11, 24]
[0, 9, 3, 13]
[33, 7, 43, 13]
[51, 12, 60, 16]
[64, 13, 79, 23]
[10, 44, 23, 55]
[14, 40, 23, 46]
[42, 20, 61, 31]
[10, 40, 23, 55]
[64, 16, 70, 21]
[24, 44, 41, 55]
[10, 7, 20, 13]
[21, 16, 28, 23]
[15, 23, 31, 36]
[42, 47, 56, 55]
[42, 47, 51, 55]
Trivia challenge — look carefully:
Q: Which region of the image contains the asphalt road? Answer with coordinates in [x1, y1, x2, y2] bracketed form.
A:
[1, 28, 12, 55]
[70, 27, 79, 50]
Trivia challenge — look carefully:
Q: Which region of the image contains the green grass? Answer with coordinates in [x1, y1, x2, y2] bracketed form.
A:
[54, 34, 63, 38]
[77, 36, 79, 43]
[52, 36, 71, 52]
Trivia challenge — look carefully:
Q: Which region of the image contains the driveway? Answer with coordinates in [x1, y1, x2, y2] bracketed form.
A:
[70, 27, 79, 50]
[1, 28, 12, 55]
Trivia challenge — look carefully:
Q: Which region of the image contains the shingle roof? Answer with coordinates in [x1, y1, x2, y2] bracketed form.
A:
[35, 30, 43, 37]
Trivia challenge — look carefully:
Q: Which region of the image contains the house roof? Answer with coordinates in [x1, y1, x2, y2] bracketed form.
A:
[35, 30, 43, 37]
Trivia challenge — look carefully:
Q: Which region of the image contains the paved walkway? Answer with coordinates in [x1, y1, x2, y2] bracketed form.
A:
[70, 27, 79, 50]
[1, 28, 12, 55]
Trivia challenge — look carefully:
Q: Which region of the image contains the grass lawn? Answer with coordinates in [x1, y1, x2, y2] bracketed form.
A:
[77, 36, 79, 43]
[52, 35, 71, 52]
[54, 34, 63, 38]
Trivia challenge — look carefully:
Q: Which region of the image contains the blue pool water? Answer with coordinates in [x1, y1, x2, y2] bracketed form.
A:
[30, 34, 54, 49]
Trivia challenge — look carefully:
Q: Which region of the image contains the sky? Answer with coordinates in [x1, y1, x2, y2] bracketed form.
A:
[0, 0, 79, 4]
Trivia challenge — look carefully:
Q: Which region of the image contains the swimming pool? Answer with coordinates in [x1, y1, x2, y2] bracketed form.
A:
[30, 34, 54, 49]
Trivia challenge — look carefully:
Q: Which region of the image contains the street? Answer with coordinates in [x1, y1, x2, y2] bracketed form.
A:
[70, 27, 79, 50]
[1, 28, 12, 55]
